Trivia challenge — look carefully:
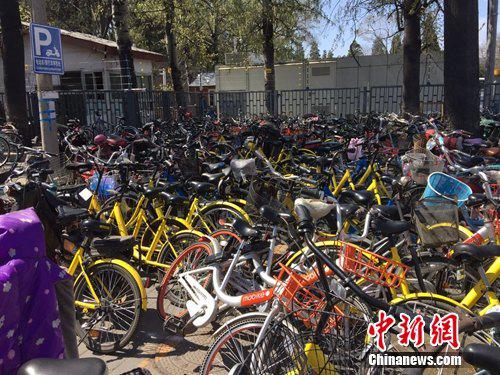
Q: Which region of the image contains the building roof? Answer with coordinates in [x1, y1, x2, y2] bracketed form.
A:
[21, 22, 164, 62]
[189, 72, 216, 87]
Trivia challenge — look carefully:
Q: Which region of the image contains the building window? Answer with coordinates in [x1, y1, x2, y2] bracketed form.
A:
[109, 72, 123, 90]
[60, 71, 83, 90]
[311, 66, 330, 76]
[83, 72, 104, 90]
[83, 72, 104, 99]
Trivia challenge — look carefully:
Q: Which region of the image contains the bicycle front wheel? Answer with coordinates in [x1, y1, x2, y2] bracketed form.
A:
[200, 315, 268, 375]
[74, 262, 142, 353]
[0, 136, 10, 167]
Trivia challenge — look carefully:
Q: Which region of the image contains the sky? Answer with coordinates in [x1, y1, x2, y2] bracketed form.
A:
[309, 0, 492, 56]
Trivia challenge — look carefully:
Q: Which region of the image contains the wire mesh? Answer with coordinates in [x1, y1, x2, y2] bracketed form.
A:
[247, 306, 369, 374]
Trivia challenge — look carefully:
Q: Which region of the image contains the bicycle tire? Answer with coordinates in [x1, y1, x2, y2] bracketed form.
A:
[200, 315, 268, 375]
[157, 242, 214, 321]
[192, 203, 250, 233]
[74, 262, 142, 353]
[0, 136, 10, 167]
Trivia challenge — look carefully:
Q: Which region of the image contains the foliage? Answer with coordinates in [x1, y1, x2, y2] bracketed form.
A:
[348, 40, 364, 56]
[309, 40, 320, 60]
[421, 10, 441, 52]
[390, 33, 402, 54]
[371, 36, 387, 55]
[18, 0, 322, 78]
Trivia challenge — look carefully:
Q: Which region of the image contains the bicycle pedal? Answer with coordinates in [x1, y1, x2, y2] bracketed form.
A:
[163, 315, 185, 335]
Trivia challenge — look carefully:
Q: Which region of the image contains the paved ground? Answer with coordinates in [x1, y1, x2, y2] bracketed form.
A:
[78, 286, 212, 374]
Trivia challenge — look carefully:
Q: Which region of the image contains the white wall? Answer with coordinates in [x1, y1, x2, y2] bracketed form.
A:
[216, 52, 444, 92]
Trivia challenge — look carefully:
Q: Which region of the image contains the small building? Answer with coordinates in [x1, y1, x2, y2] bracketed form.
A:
[0, 22, 165, 92]
[189, 72, 216, 93]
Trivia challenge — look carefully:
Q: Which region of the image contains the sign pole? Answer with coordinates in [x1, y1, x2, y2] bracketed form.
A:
[31, 0, 59, 166]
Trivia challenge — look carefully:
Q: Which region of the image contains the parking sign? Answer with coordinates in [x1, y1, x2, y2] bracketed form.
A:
[30, 23, 64, 75]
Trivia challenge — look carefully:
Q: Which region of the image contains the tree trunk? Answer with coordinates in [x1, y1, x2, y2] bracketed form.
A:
[444, 0, 480, 134]
[402, 0, 421, 114]
[0, 0, 29, 141]
[262, 0, 276, 115]
[164, 0, 186, 108]
[485, 0, 498, 83]
[112, 0, 137, 89]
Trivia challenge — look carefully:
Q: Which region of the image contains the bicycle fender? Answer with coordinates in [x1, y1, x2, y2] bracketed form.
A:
[197, 201, 252, 224]
[211, 312, 270, 339]
[173, 229, 205, 238]
[389, 293, 474, 315]
[75, 259, 148, 310]
[165, 216, 192, 230]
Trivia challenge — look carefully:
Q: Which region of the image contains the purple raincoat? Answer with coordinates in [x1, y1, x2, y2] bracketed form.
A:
[0, 208, 68, 374]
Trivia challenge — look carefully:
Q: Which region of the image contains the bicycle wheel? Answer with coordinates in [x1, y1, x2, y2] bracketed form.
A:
[74, 262, 142, 353]
[192, 203, 250, 233]
[244, 306, 369, 374]
[156, 242, 213, 322]
[200, 315, 268, 375]
[155, 230, 204, 279]
[0, 136, 10, 167]
[379, 298, 499, 375]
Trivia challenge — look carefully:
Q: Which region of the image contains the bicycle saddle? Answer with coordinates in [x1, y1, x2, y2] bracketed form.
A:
[143, 187, 165, 199]
[154, 180, 181, 192]
[81, 219, 113, 238]
[160, 192, 187, 206]
[201, 172, 224, 183]
[371, 205, 409, 220]
[233, 218, 260, 239]
[463, 344, 500, 373]
[316, 141, 342, 154]
[188, 181, 215, 195]
[372, 218, 411, 236]
[465, 193, 488, 207]
[56, 205, 89, 226]
[259, 205, 293, 225]
[294, 198, 335, 220]
[454, 153, 484, 168]
[17, 358, 107, 375]
[483, 147, 500, 158]
[65, 162, 92, 172]
[339, 204, 359, 218]
[452, 243, 500, 262]
[341, 190, 375, 206]
[380, 174, 400, 188]
[92, 235, 136, 257]
[202, 161, 226, 173]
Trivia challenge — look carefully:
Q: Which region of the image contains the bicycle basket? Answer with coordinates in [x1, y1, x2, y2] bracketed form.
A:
[403, 151, 444, 185]
[338, 242, 408, 288]
[88, 172, 118, 199]
[246, 178, 288, 214]
[422, 172, 472, 207]
[230, 158, 257, 181]
[413, 197, 459, 246]
[275, 265, 331, 328]
[246, 306, 368, 374]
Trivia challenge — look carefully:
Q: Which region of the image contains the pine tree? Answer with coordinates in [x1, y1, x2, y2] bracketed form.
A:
[390, 34, 403, 54]
[348, 40, 363, 56]
[421, 11, 441, 52]
[309, 40, 320, 60]
[371, 36, 387, 55]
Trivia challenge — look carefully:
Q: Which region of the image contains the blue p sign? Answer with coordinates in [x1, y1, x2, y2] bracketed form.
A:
[30, 23, 64, 75]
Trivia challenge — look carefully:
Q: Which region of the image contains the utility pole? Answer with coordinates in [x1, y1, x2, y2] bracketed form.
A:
[485, 0, 498, 83]
[31, 0, 59, 165]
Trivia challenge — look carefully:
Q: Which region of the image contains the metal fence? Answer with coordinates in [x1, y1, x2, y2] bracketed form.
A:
[0, 83, 499, 129]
